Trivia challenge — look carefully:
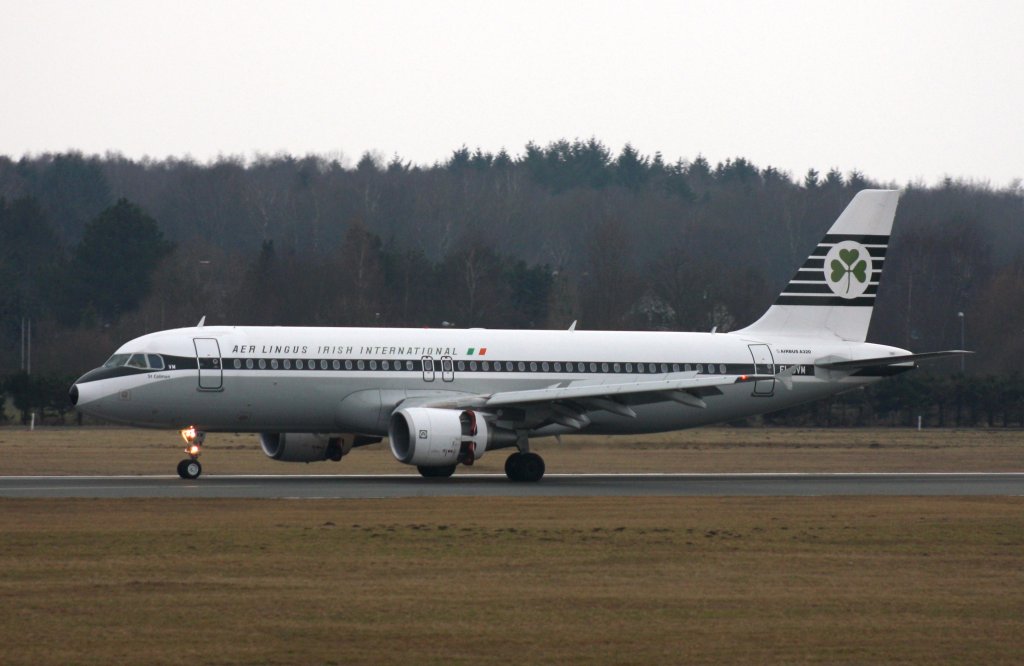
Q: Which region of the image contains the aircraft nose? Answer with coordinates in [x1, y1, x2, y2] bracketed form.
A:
[69, 383, 79, 406]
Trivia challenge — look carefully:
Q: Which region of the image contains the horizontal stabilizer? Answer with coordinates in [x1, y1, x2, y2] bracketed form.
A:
[815, 350, 972, 369]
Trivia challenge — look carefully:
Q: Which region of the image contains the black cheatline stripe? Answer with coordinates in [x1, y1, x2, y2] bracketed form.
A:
[822, 234, 890, 244]
[165, 355, 197, 369]
[783, 284, 878, 295]
[867, 247, 887, 258]
[213, 358, 771, 376]
[775, 295, 875, 306]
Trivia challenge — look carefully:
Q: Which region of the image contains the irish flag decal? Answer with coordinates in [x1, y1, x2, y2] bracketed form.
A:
[466, 348, 487, 356]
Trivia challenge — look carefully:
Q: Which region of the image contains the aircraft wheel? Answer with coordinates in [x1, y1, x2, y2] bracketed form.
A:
[518, 452, 545, 482]
[178, 459, 202, 479]
[417, 464, 456, 479]
[505, 452, 545, 482]
[504, 453, 520, 478]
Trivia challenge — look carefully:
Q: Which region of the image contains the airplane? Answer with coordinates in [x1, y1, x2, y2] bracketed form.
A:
[69, 189, 966, 482]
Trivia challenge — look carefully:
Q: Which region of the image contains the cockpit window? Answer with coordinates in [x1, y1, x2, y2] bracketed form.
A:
[103, 354, 130, 368]
[103, 353, 165, 370]
[127, 354, 149, 369]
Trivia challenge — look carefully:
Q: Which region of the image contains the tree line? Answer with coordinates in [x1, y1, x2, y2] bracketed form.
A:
[0, 143, 1021, 426]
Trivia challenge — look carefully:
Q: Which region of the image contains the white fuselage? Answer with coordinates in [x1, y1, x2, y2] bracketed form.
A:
[72, 325, 908, 436]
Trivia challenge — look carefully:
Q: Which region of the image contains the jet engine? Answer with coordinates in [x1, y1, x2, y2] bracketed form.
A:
[259, 432, 345, 462]
[388, 408, 515, 467]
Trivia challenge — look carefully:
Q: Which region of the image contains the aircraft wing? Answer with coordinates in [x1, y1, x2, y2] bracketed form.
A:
[816, 350, 972, 369]
[409, 372, 771, 429]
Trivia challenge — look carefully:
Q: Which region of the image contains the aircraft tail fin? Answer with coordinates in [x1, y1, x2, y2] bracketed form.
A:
[736, 189, 900, 342]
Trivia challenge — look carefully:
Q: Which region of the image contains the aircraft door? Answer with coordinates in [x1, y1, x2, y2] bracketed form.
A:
[194, 338, 223, 391]
[748, 344, 775, 396]
[441, 355, 454, 382]
[421, 356, 435, 382]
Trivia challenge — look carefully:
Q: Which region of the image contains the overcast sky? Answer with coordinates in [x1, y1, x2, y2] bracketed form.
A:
[1, 0, 1021, 186]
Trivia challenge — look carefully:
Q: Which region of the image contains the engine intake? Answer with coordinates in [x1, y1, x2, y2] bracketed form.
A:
[389, 408, 513, 467]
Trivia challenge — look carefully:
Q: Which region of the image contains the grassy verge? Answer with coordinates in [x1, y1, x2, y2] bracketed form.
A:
[0, 496, 1021, 664]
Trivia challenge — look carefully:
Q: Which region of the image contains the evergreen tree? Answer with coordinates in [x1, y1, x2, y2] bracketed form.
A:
[70, 199, 174, 323]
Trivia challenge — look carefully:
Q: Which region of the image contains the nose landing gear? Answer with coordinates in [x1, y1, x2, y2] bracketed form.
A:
[177, 426, 205, 479]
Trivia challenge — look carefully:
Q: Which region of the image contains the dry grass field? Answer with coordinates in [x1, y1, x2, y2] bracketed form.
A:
[0, 496, 1022, 665]
[0, 426, 1022, 475]
[1, 428, 1022, 664]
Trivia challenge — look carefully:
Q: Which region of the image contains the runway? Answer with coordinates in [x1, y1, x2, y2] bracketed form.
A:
[1, 473, 1022, 498]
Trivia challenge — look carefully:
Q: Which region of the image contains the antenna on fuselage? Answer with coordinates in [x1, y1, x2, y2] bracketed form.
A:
[568, 320, 577, 332]
[197, 316, 206, 328]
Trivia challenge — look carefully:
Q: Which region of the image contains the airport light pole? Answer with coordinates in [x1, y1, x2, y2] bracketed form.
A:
[957, 311, 965, 372]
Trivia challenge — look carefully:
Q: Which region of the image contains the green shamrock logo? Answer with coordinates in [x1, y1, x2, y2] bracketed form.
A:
[830, 248, 868, 294]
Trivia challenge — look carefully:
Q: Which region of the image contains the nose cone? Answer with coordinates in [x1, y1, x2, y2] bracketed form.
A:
[69, 383, 79, 406]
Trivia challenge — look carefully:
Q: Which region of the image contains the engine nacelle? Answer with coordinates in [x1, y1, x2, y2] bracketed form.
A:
[389, 408, 498, 467]
[259, 433, 344, 462]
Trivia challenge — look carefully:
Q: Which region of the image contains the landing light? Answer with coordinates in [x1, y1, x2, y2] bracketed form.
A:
[180, 426, 198, 443]
[187, 444, 201, 456]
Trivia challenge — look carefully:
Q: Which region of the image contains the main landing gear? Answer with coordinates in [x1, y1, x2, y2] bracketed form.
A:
[177, 426, 204, 479]
[414, 449, 546, 482]
[505, 451, 545, 482]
